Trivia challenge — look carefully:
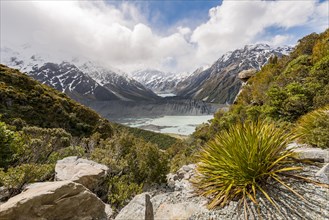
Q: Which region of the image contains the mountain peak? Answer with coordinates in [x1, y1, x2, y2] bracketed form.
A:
[177, 44, 293, 103]
[1, 47, 159, 102]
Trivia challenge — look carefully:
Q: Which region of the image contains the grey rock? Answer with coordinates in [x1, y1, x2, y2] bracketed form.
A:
[238, 69, 257, 82]
[292, 147, 329, 163]
[0, 181, 109, 220]
[182, 164, 196, 172]
[166, 164, 196, 192]
[115, 193, 149, 220]
[55, 156, 109, 192]
[115, 191, 208, 220]
[117, 163, 329, 220]
[105, 203, 114, 219]
[315, 163, 329, 183]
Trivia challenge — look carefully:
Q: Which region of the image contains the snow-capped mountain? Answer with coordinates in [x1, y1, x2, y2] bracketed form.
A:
[176, 44, 293, 103]
[130, 69, 191, 94]
[0, 47, 159, 102]
[79, 62, 158, 101]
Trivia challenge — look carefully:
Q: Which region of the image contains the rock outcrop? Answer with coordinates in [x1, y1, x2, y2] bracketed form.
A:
[238, 69, 257, 82]
[0, 181, 109, 220]
[55, 156, 109, 192]
[116, 159, 329, 220]
[115, 164, 209, 220]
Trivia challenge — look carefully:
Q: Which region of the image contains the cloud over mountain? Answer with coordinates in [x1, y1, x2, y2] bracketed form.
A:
[1, 0, 327, 73]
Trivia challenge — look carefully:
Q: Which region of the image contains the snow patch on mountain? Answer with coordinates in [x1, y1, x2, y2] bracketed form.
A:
[176, 43, 293, 103]
[130, 69, 193, 94]
[1, 47, 158, 102]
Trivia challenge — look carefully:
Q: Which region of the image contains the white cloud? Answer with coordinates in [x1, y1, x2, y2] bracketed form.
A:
[191, 0, 328, 62]
[0, 0, 328, 73]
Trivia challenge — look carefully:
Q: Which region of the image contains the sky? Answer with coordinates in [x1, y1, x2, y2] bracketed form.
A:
[0, 0, 328, 73]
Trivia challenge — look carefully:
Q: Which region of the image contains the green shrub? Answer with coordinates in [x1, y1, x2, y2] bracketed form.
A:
[193, 121, 300, 210]
[0, 163, 54, 194]
[17, 126, 72, 164]
[296, 105, 329, 149]
[107, 175, 143, 211]
[0, 121, 23, 168]
[91, 132, 169, 209]
[47, 145, 86, 163]
[166, 138, 206, 172]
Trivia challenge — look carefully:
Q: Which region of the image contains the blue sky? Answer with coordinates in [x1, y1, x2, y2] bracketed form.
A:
[135, 0, 221, 30]
[1, 0, 328, 73]
[107, 0, 221, 33]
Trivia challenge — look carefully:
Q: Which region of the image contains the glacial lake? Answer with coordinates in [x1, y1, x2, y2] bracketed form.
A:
[119, 115, 214, 135]
[156, 93, 177, 97]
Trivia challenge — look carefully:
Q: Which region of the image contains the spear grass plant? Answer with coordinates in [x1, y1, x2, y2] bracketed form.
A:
[193, 121, 305, 214]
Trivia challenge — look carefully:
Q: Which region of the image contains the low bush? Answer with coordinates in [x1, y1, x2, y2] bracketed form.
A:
[296, 105, 329, 149]
[91, 132, 169, 209]
[193, 121, 300, 211]
[0, 121, 23, 168]
[0, 163, 54, 196]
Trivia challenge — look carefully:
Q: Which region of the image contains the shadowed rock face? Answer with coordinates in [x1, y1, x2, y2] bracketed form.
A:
[145, 194, 154, 220]
[0, 181, 109, 220]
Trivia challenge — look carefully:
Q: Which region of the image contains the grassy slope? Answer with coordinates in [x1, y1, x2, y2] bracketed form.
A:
[194, 29, 329, 141]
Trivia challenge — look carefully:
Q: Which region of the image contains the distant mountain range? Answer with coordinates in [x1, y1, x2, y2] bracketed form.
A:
[0, 47, 159, 103]
[130, 69, 191, 94]
[1, 44, 293, 107]
[175, 44, 293, 104]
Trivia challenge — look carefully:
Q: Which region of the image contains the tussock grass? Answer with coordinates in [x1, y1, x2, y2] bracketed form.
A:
[193, 121, 303, 212]
[296, 105, 329, 149]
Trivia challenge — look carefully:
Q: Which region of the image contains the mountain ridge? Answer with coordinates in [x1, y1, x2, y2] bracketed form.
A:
[130, 68, 191, 94]
[0, 47, 159, 102]
[176, 44, 293, 103]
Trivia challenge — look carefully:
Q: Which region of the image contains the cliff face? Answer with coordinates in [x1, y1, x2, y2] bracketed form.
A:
[85, 98, 223, 119]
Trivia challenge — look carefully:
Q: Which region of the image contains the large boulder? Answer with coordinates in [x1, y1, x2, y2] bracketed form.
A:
[115, 192, 208, 220]
[55, 156, 109, 192]
[0, 181, 110, 220]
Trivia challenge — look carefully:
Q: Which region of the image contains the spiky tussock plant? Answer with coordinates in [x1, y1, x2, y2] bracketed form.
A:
[296, 105, 329, 149]
[193, 121, 303, 211]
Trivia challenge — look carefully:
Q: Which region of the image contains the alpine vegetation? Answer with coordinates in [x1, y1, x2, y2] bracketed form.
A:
[296, 105, 329, 149]
[193, 121, 304, 213]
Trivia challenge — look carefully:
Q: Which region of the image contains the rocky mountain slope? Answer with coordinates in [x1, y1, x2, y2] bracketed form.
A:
[0, 47, 158, 102]
[0, 64, 176, 146]
[176, 44, 293, 103]
[130, 69, 191, 94]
